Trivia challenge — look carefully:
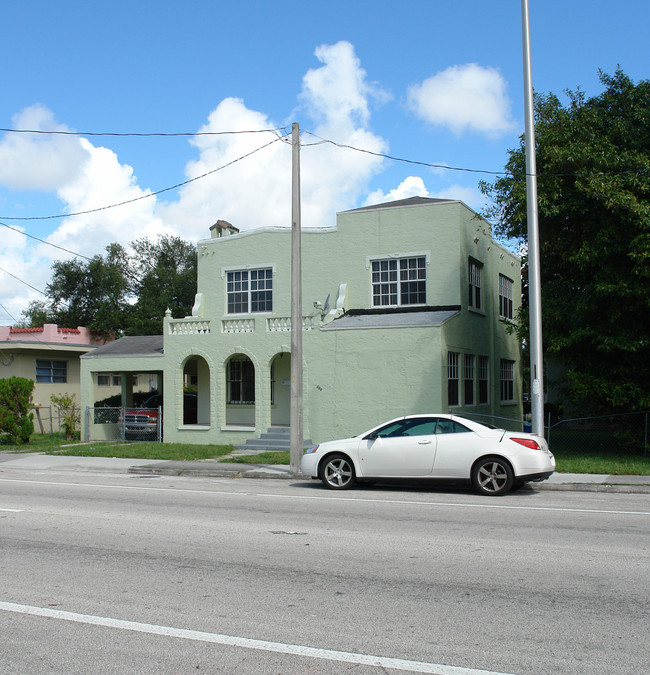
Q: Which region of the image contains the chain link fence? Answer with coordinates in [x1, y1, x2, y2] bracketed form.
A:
[548, 411, 649, 457]
[85, 406, 162, 443]
[458, 410, 649, 457]
[30, 406, 56, 434]
[457, 412, 529, 433]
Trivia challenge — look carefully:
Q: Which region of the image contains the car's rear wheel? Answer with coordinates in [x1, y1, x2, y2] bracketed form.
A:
[319, 453, 356, 490]
[472, 456, 514, 496]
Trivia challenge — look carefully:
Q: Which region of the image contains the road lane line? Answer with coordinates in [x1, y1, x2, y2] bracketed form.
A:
[0, 601, 514, 675]
[0, 507, 23, 512]
[1, 477, 648, 516]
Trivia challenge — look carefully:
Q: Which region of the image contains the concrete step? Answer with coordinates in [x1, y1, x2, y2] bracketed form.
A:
[234, 426, 313, 452]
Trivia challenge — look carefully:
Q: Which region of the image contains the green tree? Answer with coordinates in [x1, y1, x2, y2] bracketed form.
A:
[29, 236, 198, 338]
[124, 235, 198, 335]
[15, 299, 55, 328]
[47, 243, 131, 339]
[481, 69, 650, 413]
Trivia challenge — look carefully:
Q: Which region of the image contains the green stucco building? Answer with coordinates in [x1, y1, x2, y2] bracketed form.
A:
[81, 197, 522, 445]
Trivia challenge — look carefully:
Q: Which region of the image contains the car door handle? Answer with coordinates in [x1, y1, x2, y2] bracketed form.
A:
[418, 440, 432, 445]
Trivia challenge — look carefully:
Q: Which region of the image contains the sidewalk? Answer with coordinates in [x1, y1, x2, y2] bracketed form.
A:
[1, 452, 649, 492]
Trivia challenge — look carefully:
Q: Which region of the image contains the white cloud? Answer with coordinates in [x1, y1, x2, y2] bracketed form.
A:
[157, 97, 292, 237]
[365, 176, 486, 213]
[51, 138, 168, 255]
[365, 176, 430, 205]
[161, 41, 389, 236]
[407, 63, 515, 137]
[430, 183, 485, 211]
[0, 41, 392, 322]
[0, 105, 89, 191]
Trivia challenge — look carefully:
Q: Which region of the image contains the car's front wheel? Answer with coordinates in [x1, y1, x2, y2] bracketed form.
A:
[319, 453, 356, 490]
[472, 456, 514, 496]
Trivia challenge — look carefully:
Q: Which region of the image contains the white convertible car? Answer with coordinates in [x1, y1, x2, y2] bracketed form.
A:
[301, 414, 555, 496]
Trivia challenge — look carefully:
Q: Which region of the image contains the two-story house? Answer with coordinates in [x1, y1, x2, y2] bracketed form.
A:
[80, 197, 522, 445]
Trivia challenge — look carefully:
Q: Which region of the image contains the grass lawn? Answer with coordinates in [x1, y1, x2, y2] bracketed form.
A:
[2, 435, 649, 474]
[1, 434, 233, 462]
[220, 451, 290, 465]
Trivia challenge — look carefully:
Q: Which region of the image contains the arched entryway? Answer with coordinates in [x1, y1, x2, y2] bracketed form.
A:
[270, 352, 290, 426]
[182, 355, 210, 425]
[225, 354, 255, 427]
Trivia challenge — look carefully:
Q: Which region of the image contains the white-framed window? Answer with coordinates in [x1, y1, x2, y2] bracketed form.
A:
[448, 352, 459, 407]
[371, 256, 426, 307]
[36, 359, 67, 383]
[464, 354, 475, 405]
[227, 357, 255, 404]
[226, 268, 273, 314]
[500, 359, 515, 402]
[98, 374, 123, 387]
[478, 356, 489, 404]
[499, 274, 513, 320]
[468, 259, 482, 310]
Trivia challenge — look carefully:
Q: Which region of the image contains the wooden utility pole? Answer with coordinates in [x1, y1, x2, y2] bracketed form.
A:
[289, 122, 304, 472]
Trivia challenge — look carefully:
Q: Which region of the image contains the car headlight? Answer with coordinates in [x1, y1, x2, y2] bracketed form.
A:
[304, 444, 320, 454]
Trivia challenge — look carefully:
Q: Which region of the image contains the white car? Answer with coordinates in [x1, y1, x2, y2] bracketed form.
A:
[301, 414, 555, 496]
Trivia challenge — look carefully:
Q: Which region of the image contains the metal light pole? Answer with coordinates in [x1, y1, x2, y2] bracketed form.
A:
[521, 0, 545, 436]
[289, 122, 304, 472]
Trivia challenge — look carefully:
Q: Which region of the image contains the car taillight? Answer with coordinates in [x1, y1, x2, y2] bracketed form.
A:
[510, 437, 541, 450]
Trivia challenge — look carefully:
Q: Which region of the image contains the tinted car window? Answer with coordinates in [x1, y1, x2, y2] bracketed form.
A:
[370, 418, 437, 438]
[401, 420, 438, 436]
[436, 419, 471, 434]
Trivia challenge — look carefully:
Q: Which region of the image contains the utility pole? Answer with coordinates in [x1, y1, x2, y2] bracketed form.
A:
[521, 0, 545, 436]
[289, 122, 304, 472]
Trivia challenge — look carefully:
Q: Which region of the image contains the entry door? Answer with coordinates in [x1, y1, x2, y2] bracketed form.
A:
[358, 417, 438, 477]
[359, 436, 436, 477]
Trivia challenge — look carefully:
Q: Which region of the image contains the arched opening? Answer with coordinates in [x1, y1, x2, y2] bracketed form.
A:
[225, 354, 255, 427]
[182, 356, 210, 426]
[270, 352, 291, 426]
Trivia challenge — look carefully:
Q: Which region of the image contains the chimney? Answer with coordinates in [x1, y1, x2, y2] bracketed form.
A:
[210, 220, 240, 239]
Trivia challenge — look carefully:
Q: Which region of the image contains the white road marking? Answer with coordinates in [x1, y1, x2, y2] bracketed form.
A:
[0, 601, 514, 675]
[0, 507, 23, 512]
[0, 477, 648, 516]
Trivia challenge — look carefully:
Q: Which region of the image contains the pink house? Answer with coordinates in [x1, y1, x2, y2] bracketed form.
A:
[0, 324, 111, 431]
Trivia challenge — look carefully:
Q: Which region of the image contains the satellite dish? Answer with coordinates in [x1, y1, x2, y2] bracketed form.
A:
[322, 293, 330, 315]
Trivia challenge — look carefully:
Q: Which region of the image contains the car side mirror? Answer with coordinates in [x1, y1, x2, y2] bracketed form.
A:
[365, 433, 378, 441]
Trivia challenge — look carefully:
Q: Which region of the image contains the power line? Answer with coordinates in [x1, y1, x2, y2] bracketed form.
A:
[1, 222, 93, 260]
[0, 265, 47, 296]
[302, 131, 508, 176]
[0, 127, 289, 138]
[0, 133, 289, 222]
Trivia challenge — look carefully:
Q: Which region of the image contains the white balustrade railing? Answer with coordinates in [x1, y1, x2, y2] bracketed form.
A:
[267, 316, 315, 332]
[168, 319, 211, 335]
[222, 318, 256, 333]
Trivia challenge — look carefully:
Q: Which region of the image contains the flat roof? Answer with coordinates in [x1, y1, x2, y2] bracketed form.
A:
[321, 306, 460, 330]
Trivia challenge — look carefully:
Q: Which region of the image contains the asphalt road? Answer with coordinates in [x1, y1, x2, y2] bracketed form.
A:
[1, 470, 648, 674]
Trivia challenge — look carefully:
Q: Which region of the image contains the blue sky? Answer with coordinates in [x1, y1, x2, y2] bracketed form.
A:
[1, 0, 648, 324]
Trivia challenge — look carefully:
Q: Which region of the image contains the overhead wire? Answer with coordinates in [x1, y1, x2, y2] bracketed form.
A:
[0, 127, 289, 138]
[0, 265, 47, 296]
[0, 132, 289, 222]
[1, 222, 93, 260]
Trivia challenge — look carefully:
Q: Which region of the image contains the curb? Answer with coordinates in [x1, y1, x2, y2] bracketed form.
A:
[127, 465, 650, 492]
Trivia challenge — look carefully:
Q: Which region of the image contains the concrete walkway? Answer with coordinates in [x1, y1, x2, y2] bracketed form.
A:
[1, 452, 649, 492]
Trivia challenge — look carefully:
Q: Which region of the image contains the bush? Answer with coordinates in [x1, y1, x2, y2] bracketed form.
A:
[0, 377, 35, 444]
[50, 392, 81, 440]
